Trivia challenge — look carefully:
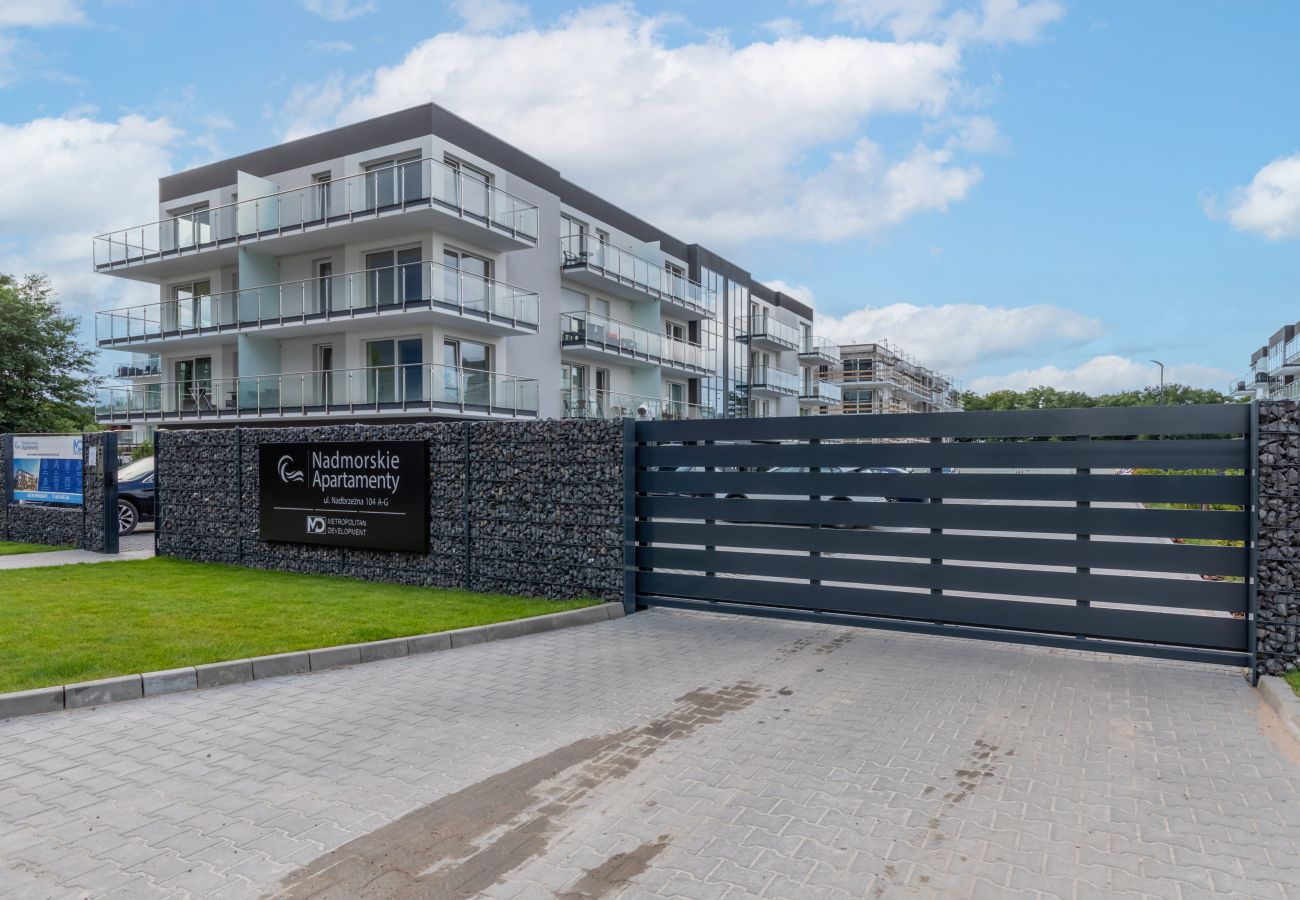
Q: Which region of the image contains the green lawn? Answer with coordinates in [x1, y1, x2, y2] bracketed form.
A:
[0, 540, 73, 556]
[0, 557, 598, 692]
[1286, 671, 1300, 698]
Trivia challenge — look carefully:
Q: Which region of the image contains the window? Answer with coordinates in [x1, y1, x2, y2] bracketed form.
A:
[562, 363, 588, 415]
[665, 382, 686, 419]
[173, 356, 212, 411]
[665, 262, 685, 299]
[314, 260, 333, 313]
[315, 344, 334, 405]
[365, 247, 423, 308]
[313, 172, 332, 219]
[365, 337, 423, 403]
[170, 203, 210, 249]
[665, 321, 685, 342]
[444, 338, 492, 405]
[167, 280, 212, 331]
[443, 247, 491, 312]
[365, 155, 421, 209]
[445, 157, 490, 218]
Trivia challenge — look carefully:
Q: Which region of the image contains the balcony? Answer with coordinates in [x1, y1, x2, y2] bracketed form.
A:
[799, 335, 840, 366]
[736, 365, 799, 397]
[799, 380, 842, 407]
[96, 261, 539, 350]
[94, 363, 539, 424]
[559, 312, 713, 375]
[560, 388, 716, 421]
[560, 235, 715, 318]
[93, 158, 540, 279]
[734, 314, 799, 352]
[114, 355, 161, 379]
[1270, 380, 1300, 401]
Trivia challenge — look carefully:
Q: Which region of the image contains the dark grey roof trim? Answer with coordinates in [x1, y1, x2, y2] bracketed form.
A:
[774, 292, 814, 321]
[558, 179, 688, 260]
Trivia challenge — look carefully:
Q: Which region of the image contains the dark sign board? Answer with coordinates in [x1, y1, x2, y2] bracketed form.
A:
[259, 441, 427, 552]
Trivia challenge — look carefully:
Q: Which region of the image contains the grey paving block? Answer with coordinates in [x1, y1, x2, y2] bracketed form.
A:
[65, 675, 143, 709]
[309, 645, 361, 671]
[251, 652, 311, 680]
[358, 638, 409, 664]
[447, 626, 489, 648]
[195, 659, 253, 689]
[407, 632, 452, 655]
[0, 685, 64, 719]
[142, 668, 197, 697]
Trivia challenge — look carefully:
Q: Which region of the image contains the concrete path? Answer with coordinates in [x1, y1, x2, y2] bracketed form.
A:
[0, 545, 153, 570]
[2, 609, 1298, 899]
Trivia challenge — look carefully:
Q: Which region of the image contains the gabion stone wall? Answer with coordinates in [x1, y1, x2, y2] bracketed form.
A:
[80, 432, 116, 554]
[1258, 401, 1300, 677]
[156, 419, 623, 602]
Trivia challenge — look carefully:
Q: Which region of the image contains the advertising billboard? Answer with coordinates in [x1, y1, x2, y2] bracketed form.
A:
[11, 435, 84, 505]
[258, 441, 427, 552]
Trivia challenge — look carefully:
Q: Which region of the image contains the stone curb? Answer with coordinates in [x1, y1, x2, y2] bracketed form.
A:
[0, 602, 626, 722]
[1258, 675, 1300, 745]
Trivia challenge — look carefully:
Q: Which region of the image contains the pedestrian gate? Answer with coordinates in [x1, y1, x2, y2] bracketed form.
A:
[630, 405, 1253, 669]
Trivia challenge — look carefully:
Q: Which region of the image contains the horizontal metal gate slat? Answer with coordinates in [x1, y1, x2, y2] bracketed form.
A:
[638, 572, 1247, 651]
[638, 471, 1249, 506]
[636, 521, 1246, 577]
[638, 546, 1244, 612]
[635, 403, 1250, 443]
[640, 495, 1249, 541]
[638, 438, 1246, 471]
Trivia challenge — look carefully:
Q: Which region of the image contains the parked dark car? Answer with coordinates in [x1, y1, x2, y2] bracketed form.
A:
[856, 466, 924, 503]
[117, 456, 156, 535]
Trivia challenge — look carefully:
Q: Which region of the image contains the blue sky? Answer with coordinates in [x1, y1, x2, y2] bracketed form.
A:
[1, 0, 1296, 393]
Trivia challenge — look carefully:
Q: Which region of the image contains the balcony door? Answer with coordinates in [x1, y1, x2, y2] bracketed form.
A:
[445, 339, 492, 406]
[313, 260, 333, 314]
[665, 382, 686, 419]
[561, 364, 588, 416]
[443, 248, 491, 313]
[365, 247, 422, 309]
[174, 356, 212, 412]
[165, 280, 212, 332]
[365, 337, 422, 404]
[171, 203, 210, 250]
[365, 156, 421, 209]
[447, 158, 491, 219]
[316, 344, 334, 407]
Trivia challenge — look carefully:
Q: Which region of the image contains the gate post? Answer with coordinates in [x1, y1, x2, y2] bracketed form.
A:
[622, 416, 637, 615]
[1255, 400, 1300, 682]
[100, 432, 119, 555]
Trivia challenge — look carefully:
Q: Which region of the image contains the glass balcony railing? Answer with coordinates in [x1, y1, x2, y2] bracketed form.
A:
[735, 314, 800, 349]
[559, 311, 712, 372]
[559, 388, 717, 421]
[113, 355, 161, 378]
[95, 260, 539, 345]
[1270, 380, 1300, 401]
[95, 363, 539, 421]
[799, 335, 841, 363]
[800, 380, 842, 404]
[94, 158, 540, 268]
[736, 365, 800, 395]
[560, 234, 715, 316]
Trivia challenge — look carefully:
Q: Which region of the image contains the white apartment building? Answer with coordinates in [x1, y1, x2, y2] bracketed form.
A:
[1230, 321, 1299, 401]
[92, 102, 821, 440]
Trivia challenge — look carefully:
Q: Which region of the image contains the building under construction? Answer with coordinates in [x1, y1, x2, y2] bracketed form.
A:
[815, 341, 961, 415]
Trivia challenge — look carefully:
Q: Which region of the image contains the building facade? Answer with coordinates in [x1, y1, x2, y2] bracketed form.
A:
[93, 103, 825, 439]
[1230, 322, 1300, 401]
[813, 341, 960, 416]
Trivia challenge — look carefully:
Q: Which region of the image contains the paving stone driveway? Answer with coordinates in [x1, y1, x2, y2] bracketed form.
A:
[3, 608, 1299, 900]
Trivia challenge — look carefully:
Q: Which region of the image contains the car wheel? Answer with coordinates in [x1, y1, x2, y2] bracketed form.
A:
[118, 499, 139, 536]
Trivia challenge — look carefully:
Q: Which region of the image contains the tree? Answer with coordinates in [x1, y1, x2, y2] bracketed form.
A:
[0, 274, 99, 433]
[959, 383, 1234, 412]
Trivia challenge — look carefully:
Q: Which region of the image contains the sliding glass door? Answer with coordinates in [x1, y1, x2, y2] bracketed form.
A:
[365, 338, 423, 404]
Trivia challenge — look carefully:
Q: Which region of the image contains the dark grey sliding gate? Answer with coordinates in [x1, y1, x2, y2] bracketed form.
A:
[632, 404, 1254, 670]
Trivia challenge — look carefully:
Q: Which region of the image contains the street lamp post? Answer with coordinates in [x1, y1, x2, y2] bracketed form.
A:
[1150, 359, 1165, 405]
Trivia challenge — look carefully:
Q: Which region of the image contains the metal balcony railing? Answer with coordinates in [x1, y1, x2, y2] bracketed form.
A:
[560, 311, 713, 372]
[1270, 380, 1300, 401]
[800, 380, 842, 404]
[736, 364, 800, 395]
[559, 234, 715, 316]
[559, 388, 717, 421]
[94, 158, 540, 268]
[95, 363, 539, 421]
[95, 260, 539, 345]
[799, 335, 841, 362]
[113, 355, 161, 378]
[734, 314, 800, 349]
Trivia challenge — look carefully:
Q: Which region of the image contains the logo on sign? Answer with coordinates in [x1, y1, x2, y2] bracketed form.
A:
[278, 454, 304, 483]
[305, 515, 326, 534]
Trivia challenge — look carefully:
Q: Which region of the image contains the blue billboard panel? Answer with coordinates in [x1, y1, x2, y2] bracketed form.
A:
[12, 435, 83, 505]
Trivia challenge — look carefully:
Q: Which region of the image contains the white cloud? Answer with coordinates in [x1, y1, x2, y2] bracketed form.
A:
[1209, 152, 1300, 241]
[969, 356, 1233, 393]
[0, 0, 84, 27]
[300, 0, 375, 22]
[820, 0, 1065, 44]
[452, 0, 528, 33]
[763, 280, 816, 306]
[0, 115, 181, 322]
[761, 17, 804, 39]
[307, 39, 355, 52]
[280, 4, 986, 243]
[813, 301, 1103, 370]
